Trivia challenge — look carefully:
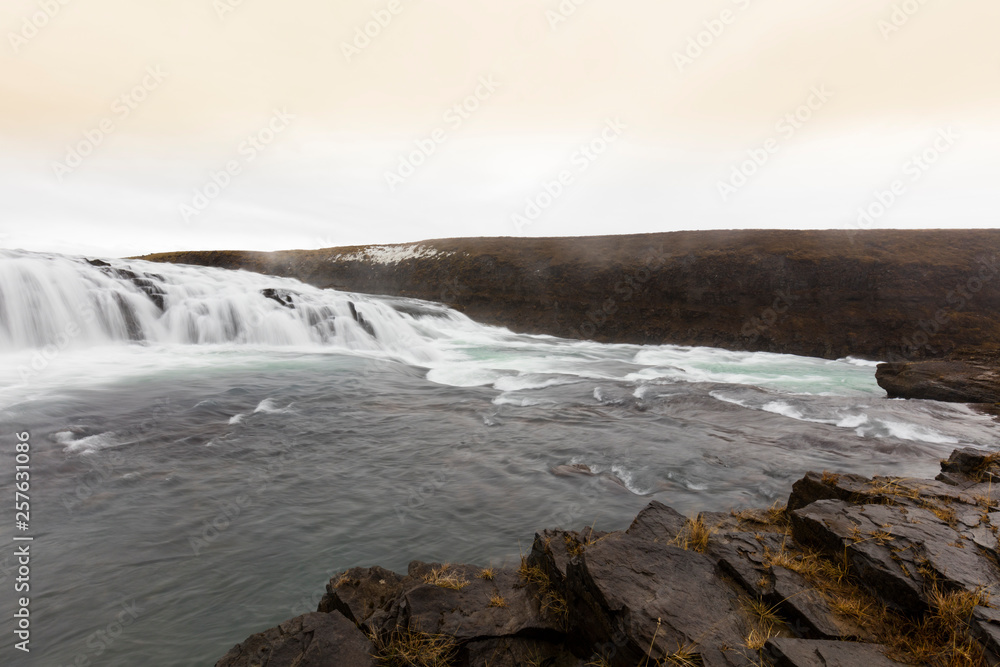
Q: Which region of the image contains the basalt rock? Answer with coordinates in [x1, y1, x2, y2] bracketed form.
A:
[216, 611, 376, 667]
[261, 288, 297, 309]
[317, 565, 404, 627]
[876, 359, 1000, 403]
[94, 263, 168, 311]
[792, 500, 1000, 614]
[564, 529, 753, 666]
[216, 447, 1000, 666]
[348, 301, 376, 338]
[379, 562, 564, 641]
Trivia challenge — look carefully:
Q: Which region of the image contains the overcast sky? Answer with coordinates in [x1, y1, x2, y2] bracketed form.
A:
[1, 0, 997, 257]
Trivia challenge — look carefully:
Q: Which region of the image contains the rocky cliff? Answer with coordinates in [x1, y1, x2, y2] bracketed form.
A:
[139, 229, 1000, 402]
[215, 448, 1000, 666]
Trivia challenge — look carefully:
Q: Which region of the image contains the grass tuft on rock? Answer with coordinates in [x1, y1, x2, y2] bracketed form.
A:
[762, 539, 992, 666]
[487, 592, 507, 608]
[421, 564, 469, 591]
[673, 516, 715, 553]
[517, 557, 569, 624]
[369, 629, 457, 667]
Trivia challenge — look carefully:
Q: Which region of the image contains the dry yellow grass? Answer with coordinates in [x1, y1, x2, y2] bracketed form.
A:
[477, 567, 496, 581]
[369, 629, 457, 667]
[743, 625, 777, 652]
[820, 470, 841, 486]
[730, 502, 790, 537]
[762, 538, 992, 666]
[673, 516, 715, 553]
[970, 453, 1000, 481]
[517, 557, 569, 623]
[934, 505, 959, 527]
[487, 592, 507, 608]
[661, 642, 703, 666]
[744, 598, 784, 629]
[862, 478, 921, 504]
[564, 523, 605, 557]
[421, 564, 469, 591]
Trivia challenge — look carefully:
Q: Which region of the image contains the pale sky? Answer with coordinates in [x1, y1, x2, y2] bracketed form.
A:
[1, 0, 998, 256]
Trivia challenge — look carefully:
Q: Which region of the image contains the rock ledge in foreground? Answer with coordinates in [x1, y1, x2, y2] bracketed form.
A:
[216, 447, 1000, 666]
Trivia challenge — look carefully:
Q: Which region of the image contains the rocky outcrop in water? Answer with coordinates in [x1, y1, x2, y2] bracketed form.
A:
[215, 447, 1000, 666]
[139, 230, 1000, 403]
[876, 359, 1000, 404]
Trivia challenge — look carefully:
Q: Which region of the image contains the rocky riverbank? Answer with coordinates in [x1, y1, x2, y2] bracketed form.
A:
[138, 230, 1000, 404]
[216, 447, 1000, 666]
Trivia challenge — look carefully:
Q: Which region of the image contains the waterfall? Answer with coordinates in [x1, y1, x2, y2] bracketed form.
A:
[0, 250, 461, 362]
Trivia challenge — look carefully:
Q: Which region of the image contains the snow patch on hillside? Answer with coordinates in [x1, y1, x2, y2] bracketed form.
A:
[329, 244, 454, 265]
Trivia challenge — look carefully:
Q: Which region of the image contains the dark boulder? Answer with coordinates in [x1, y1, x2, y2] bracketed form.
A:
[379, 562, 563, 641]
[261, 288, 297, 309]
[623, 500, 687, 543]
[317, 565, 404, 628]
[938, 447, 1000, 484]
[566, 530, 753, 666]
[876, 360, 1000, 403]
[215, 611, 376, 667]
[768, 566, 865, 641]
[791, 500, 1000, 614]
[348, 301, 376, 337]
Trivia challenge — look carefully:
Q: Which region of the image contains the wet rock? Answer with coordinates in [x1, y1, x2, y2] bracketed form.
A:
[86, 258, 111, 267]
[876, 360, 1000, 404]
[970, 605, 1000, 664]
[348, 301, 376, 337]
[134, 278, 166, 310]
[791, 500, 1000, 614]
[709, 531, 786, 598]
[113, 292, 145, 340]
[787, 471, 871, 511]
[566, 530, 752, 666]
[769, 566, 865, 640]
[215, 611, 376, 667]
[938, 447, 1000, 483]
[317, 565, 404, 627]
[379, 562, 563, 642]
[623, 500, 687, 543]
[261, 288, 297, 309]
[789, 470, 981, 511]
[528, 530, 580, 593]
[94, 264, 167, 311]
[764, 638, 904, 666]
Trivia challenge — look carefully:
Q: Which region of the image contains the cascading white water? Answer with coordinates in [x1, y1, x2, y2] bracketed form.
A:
[0, 250, 459, 362]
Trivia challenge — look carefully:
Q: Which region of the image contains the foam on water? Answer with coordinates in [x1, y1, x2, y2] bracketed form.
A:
[55, 430, 118, 453]
[253, 398, 294, 414]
